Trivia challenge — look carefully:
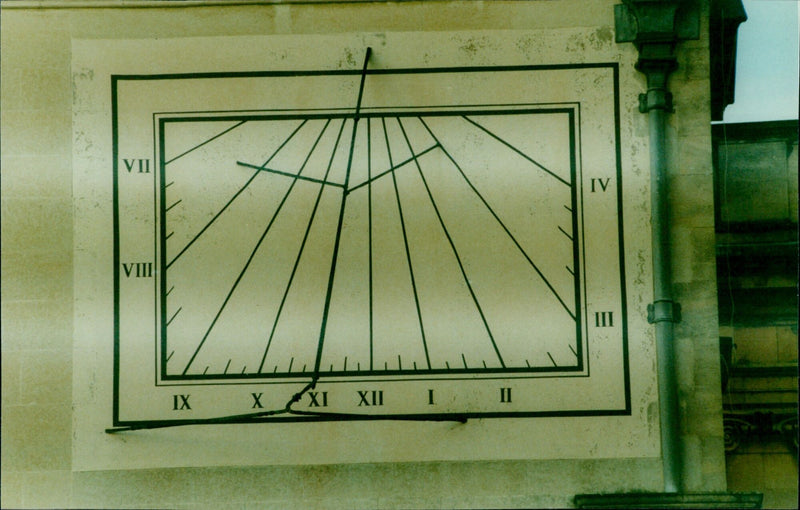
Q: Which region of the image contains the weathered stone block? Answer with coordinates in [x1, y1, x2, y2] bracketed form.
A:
[669, 176, 716, 228]
[763, 454, 799, 490]
[21, 470, 73, 509]
[0, 299, 72, 352]
[20, 349, 72, 406]
[726, 452, 765, 491]
[0, 404, 71, 471]
[0, 155, 73, 200]
[776, 327, 798, 363]
[1, 351, 21, 407]
[0, 110, 71, 156]
[0, 470, 24, 509]
[0, 250, 72, 301]
[732, 327, 779, 366]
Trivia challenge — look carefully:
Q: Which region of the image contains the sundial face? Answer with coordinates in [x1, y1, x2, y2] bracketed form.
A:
[113, 62, 629, 426]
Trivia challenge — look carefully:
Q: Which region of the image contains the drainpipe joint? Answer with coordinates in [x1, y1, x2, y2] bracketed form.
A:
[648, 299, 682, 324]
[640, 88, 674, 113]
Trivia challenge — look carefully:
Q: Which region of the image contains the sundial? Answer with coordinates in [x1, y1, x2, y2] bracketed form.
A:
[111, 49, 629, 428]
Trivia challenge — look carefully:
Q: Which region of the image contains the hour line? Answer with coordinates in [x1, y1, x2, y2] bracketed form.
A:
[166, 119, 308, 269]
[313, 47, 372, 377]
[382, 117, 430, 369]
[257, 118, 348, 373]
[418, 116, 576, 321]
[462, 115, 570, 187]
[367, 117, 374, 371]
[397, 117, 504, 369]
[165, 120, 247, 165]
[181, 119, 333, 375]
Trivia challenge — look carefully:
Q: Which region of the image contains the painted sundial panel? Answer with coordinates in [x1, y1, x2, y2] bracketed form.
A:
[164, 111, 577, 378]
[113, 65, 628, 425]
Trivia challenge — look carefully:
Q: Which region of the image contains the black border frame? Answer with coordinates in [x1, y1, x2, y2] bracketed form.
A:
[111, 63, 629, 427]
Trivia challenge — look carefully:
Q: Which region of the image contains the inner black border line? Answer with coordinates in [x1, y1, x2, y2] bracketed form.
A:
[568, 108, 585, 375]
[572, 103, 590, 379]
[111, 63, 628, 426]
[157, 106, 581, 382]
[150, 106, 591, 388]
[156, 107, 575, 123]
[151, 101, 585, 117]
[150, 369, 592, 387]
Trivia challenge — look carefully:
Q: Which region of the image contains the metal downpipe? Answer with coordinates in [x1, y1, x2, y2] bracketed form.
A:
[644, 69, 682, 493]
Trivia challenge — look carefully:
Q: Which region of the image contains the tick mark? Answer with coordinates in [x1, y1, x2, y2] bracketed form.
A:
[166, 307, 182, 326]
[165, 199, 182, 212]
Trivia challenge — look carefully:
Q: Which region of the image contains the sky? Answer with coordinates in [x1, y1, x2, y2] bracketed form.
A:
[721, 0, 800, 123]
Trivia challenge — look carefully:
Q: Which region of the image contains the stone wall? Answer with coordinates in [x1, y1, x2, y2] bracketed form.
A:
[715, 122, 799, 509]
[1, 1, 725, 507]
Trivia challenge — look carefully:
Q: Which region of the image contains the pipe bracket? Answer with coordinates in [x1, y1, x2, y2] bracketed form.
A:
[639, 89, 674, 113]
[648, 300, 682, 324]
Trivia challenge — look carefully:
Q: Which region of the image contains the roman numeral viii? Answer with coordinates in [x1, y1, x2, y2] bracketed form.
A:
[122, 262, 153, 278]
